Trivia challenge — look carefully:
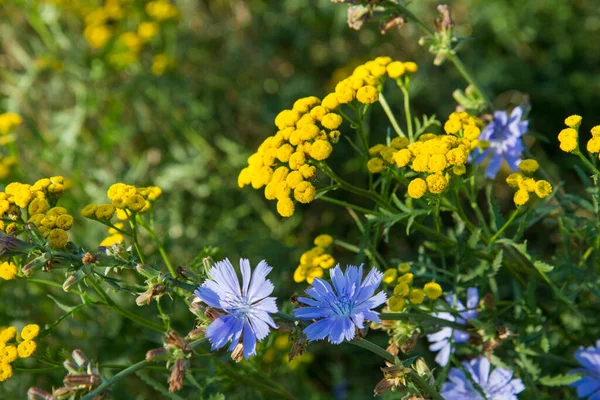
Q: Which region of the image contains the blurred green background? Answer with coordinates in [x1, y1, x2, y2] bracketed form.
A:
[0, 0, 599, 398]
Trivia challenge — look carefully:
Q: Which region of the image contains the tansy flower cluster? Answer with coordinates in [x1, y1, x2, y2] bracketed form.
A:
[0, 262, 18, 280]
[558, 115, 583, 153]
[368, 112, 481, 199]
[79, 0, 178, 71]
[384, 263, 443, 311]
[82, 183, 162, 246]
[239, 57, 417, 217]
[0, 112, 22, 136]
[293, 234, 336, 284]
[0, 112, 22, 179]
[0, 324, 40, 382]
[506, 159, 552, 206]
[0, 177, 71, 248]
[559, 115, 600, 159]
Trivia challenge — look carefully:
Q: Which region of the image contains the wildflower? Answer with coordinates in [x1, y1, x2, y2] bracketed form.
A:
[0, 327, 16, 342]
[518, 159, 539, 174]
[21, 324, 40, 340]
[194, 258, 278, 359]
[394, 149, 412, 167]
[423, 282, 443, 299]
[393, 283, 410, 297]
[309, 140, 333, 161]
[409, 289, 425, 304]
[388, 296, 405, 312]
[321, 113, 343, 130]
[506, 173, 523, 188]
[95, 204, 115, 220]
[138, 22, 158, 41]
[17, 340, 36, 358]
[592, 126, 600, 138]
[565, 115, 583, 128]
[294, 181, 316, 203]
[558, 128, 578, 153]
[294, 265, 387, 344]
[367, 158, 385, 173]
[514, 190, 529, 206]
[0, 261, 17, 280]
[81, 204, 98, 218]
[386, 61, 405, 78]
[534, 180, 552, 198]
[314, 234, 333, 248]
[0, 363, 12, 382]
[383, 269, 397, 284]
[472, 107, 528, 179]
[408, 178, 427, 199]
[441, 357, 525, 399]
[404, 62, 418, 74]
[398, 273, 413, 286]
[0, 346, 17, 363]
[426, 173, 448, 194]
[427, 287, 478, 366]
[570, 340, 600, 399]
[48, 229, 68, 248]
[587, 138, 600, 153]
[356, 86, 379, 104]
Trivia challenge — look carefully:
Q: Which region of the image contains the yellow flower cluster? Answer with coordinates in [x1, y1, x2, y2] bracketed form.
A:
[0, 262, 17, 280]
[506, 159, 552, 206]
[81, 0, 178, 70]
[82, 183, 162, 245]
[370, 112, 482, 198]
[239, 57, 417, 217]
[384, 264, 443, 312]
[0, 112, 22, 136]
[0, 323, 40, 382]
[293, 234, 336, 284]
[0, 177, 71, 248]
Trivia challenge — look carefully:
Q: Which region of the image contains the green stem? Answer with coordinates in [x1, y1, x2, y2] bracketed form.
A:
[81, 360, 150, 400]
[26, 277, 99, 300]
[139, 222, 177, 277]
[378, 93, 405, 137]
[575, 150, 600, 176]
[380, 312, 469, 332]
[88, 275, 164, 333]
[319, 195, 377, 215]
[409, 370, 444, 400]
[489, 209, 521, 244]
[399, 86, 414, 142]
[319, 162, 392, 211]
[156, 299, 171, 330]
[350, 338, 397, 364]
[128, 216, 146, 264]
[446, 53, 494, 111]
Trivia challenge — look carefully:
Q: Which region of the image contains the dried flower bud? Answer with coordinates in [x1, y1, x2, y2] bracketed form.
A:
[27, 387, 54, 400]
[145, 348, 169, 362]
[289, 335, 308, 362]
[231, 342, 244, 363]
[205, 307, 223, 321]
[482, 292, 495, 311]
[22, 256, 46, 276]
[186, 327, 206, 341]
[386, 342, 399, 356]
[63, 374, 101, 390]
[63, 360, 80, 374]
[497, 326, 512, 340]
[400, 332, 420, 354]
[165, 330, 190, 352]
[373, 377, 396, 396]
[380, 16, 405, 35]
[435, 4, 453, 30]
[52, 387, 72, 397]
[189, 300, 204, 315]
[0, 231, 32, 259]
[81, 252, 97, 265]
[135, 291, 152, 306]
[63, 270, 84, 292]
[136, 263, 160, 279]
[72, 349, 89, 368]
[347, 5, 371, 30]
[168, 358, 188, 393]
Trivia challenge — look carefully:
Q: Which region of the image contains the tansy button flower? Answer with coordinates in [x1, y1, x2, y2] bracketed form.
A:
[194, 258, 278, 359]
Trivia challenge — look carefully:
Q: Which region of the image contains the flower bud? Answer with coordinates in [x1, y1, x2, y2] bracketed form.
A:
[72, 349, 89, 368]
[136, 263, 160, 279]
[168, 359, 188, 393]
[63, 360, 80, 375]
[63, 270, 84, 292]
[186, 327, 205, 341]
[22, 256, 47, 277]
[145, 348, 169, 362]
[27, 387, 53, 400]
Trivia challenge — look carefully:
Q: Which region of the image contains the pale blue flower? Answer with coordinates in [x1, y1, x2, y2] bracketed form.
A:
[194, 258, 278, 359]
[441, 357, 525, 399]
[570, 340, 600, 400]
[472, 106, 528, 179]
[427, 287, 479, 366]
[294, 264, 387, 344]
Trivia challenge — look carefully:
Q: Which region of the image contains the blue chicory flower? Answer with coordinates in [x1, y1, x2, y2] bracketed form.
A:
[441, 357, 525, 399]
[294, 264, 387, 344]
[427, 287, 479, 366]
[194, 258, 278, 359]
[570, 340, 600, 400]
[472, 106, 528, 179]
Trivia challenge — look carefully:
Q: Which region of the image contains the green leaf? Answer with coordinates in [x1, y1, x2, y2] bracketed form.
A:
[540, 335, 550, 353]
[539, 373, 583, 387]
[534, 261, 554, 273]
[468, 229, 481, 249]
[47, 294, 76, 313]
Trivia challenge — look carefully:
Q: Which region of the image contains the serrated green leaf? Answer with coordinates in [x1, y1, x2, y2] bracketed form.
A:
[539, 373, 583, 386]
[534, 261, 554, 273]
[468, 229, 481, 249]
[540, 335, 550, 353]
